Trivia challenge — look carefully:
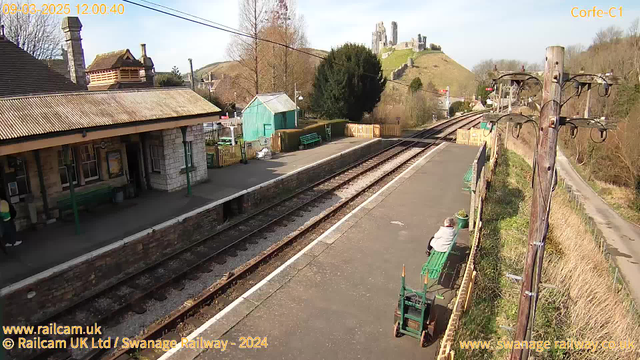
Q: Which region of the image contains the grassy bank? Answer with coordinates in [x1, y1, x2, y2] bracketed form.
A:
[566, 155, 640, 226]
[454, 149, 640, 360]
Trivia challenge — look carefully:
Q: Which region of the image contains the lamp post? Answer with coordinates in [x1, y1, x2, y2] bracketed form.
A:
[294, 83, 303, 128]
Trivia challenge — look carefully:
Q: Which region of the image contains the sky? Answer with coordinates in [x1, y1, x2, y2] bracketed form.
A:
[32, 0, 640, 73]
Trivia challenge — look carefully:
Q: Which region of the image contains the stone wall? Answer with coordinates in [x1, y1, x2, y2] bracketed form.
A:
[161, 125, 207, 192]
[391, 63, 409, 81]
[145, 125, 208, 192]
[0, 138, 396, 326]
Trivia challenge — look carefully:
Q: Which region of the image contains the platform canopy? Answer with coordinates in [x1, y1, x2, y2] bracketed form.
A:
[0, 87, 221, 155]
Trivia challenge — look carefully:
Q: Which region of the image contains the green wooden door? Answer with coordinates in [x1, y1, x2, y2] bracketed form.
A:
[264, 123, 274, 137]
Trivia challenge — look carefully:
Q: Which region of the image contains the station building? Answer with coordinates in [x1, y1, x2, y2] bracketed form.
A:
[0, 18, 221, 231]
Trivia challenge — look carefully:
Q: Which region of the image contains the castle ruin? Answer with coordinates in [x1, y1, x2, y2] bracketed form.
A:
[371, 21, 427, 54]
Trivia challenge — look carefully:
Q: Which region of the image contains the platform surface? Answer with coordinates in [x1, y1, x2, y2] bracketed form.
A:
[177, 142, 480, 360]
[0, 137, 371, 288]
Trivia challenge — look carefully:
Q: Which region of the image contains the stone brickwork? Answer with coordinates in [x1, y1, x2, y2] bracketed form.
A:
[391, 63, 409, 81]
[61, 17, 86, 88]
[161, 125, 207, 192]
[2, 138, 130, 230]
[0, 139, 395, 326]
[371, 21, 429, 55]
[1, 202, 224, 325]
[371, 21, 388, 54]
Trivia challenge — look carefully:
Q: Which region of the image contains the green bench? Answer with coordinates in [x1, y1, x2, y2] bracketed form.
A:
[421, 229, 459, 283]
[300, 133, 321, 149]
[462, 166, 473, 192]
[57, 186, 113, 213]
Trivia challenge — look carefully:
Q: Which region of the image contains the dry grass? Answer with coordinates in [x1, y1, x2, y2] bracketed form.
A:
[454, 148, 640, 360]
[545, 189, 640, 359]
[594, 180, 640, 226]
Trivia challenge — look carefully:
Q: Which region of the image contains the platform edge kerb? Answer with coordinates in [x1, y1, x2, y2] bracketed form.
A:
[157, 142, 449, 360]
[0, 139, 381, 297]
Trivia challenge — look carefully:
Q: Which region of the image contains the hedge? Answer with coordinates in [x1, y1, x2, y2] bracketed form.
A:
[276, 120, 348, 152]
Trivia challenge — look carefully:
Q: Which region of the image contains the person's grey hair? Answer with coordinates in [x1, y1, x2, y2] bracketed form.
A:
[444, 217, 456, 227]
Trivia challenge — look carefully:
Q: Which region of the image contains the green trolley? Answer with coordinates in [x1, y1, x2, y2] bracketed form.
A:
[393, 265, 437, 347]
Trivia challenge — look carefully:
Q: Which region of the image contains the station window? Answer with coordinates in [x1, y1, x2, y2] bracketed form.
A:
[6, 157, 30, 198]
[80, 145, 99, 181]
[15, 158, 30, 196]
[150, 145, 163, 172]
[185, 141, 193, 168]
[58, 149, 78, 187]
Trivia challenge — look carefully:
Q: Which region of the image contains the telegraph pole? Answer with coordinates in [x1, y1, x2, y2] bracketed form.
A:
[510, 46, 564, 360]
[188, 58, 195, 91]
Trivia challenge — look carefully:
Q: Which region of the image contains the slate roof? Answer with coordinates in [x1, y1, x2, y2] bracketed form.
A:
[0, 88, 221, 141]
[86, 49, 144, 72]
[243, 92, 297, 114]
[42, 58, 70, 79]
[0, 36, 84, 97]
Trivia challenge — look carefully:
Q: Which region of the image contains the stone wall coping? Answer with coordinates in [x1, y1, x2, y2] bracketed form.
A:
[1, 138, 380, 297]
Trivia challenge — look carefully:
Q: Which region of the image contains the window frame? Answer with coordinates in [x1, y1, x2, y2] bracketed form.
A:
[13, 157, 30, 198]
[79, 144, 100, 182]
[58, 148, 78, 188]
[150, 145, 163, 173]
[185, 141, 193, 168]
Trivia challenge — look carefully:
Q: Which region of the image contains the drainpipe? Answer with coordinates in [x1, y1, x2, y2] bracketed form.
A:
[34, 150, 51, 220]
[180, 127, 192, 196]
[63, 145, 80, 234]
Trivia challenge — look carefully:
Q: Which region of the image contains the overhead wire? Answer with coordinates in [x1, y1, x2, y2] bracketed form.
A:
[122, 0, 446, 97]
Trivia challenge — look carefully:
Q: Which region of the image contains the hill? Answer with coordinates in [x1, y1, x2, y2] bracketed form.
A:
[192, 47, 329, 81]
[380, 50, 476, 98]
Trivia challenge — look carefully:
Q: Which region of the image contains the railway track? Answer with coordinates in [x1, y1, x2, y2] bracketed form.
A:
[7, 112, 484, 360]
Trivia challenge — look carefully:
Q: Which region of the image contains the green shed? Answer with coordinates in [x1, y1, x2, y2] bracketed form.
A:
[242, 92, 297, 142]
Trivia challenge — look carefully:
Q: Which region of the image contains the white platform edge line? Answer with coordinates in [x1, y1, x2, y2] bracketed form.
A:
[157, 142, 447, 360]
[0, 138, 380, 297]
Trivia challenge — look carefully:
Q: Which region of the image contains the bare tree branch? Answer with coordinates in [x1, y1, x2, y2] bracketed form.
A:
[0, 0, 63, 59]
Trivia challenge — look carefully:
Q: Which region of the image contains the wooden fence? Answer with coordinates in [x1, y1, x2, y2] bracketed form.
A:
[456, 128, 492, 146]
[345, 123, 401, 138]
[437, 130, 500, 360]
[206, 134, 280, 168]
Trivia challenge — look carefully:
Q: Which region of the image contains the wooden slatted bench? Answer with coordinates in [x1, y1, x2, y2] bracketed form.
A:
[57, 186, 114, 214]
[421, 229, 459, 282]
[300, 133, 321, 149]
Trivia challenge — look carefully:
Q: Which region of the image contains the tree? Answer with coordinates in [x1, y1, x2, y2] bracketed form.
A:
[593, 25, 623, 45]
[0, 0, 63, 59]
[476, 82, 491, 104]
[227, 0, 267, 97]
[155, 66, 184, 87]
[261, 0, 310, 98]
[409, 77, 423, 93]
[311, 43, 386, 121]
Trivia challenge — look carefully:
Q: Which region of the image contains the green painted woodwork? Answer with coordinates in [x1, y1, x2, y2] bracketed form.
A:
[57, 185, 113, 212]
[242, 98, 296, 142]
[421, 229, 459, 281]
[299, 133, 321, 147]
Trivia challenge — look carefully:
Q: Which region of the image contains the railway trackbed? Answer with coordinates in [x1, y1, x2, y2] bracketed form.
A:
[6, 112, 484, 360]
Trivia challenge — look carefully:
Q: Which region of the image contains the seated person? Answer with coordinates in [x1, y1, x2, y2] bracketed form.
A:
[425, 217, 456, 256]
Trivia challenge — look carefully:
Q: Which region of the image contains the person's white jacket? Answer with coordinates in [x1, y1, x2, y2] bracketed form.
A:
[431, 226, 455, 252]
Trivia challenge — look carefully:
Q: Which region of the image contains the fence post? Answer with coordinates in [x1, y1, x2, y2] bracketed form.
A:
[469, 159, 478, 230]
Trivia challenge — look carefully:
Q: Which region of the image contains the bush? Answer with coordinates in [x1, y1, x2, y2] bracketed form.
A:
[448, 101, 472, 117]
[277, 120, 348, 152]
[409, 77, 423, 93]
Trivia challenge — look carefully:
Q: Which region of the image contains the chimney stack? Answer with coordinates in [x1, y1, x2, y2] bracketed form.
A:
[138, 43, 155, 85]
[61, 17, 86, 88]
